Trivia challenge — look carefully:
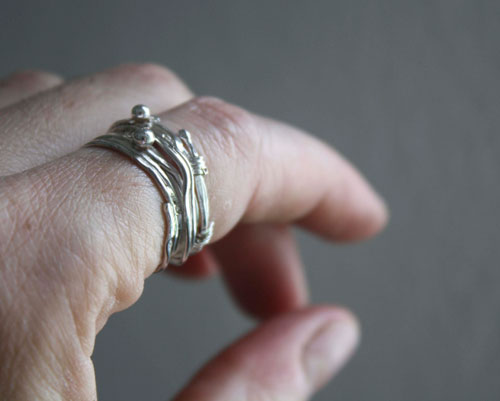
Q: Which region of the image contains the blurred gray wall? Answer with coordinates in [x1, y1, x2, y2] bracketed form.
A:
[1, 1, 499, 400]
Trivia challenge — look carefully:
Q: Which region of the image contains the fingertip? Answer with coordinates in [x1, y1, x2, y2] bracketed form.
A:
[366, 192, 389, 237]
[173, 305, 359, 401]
[302, 307, 360, 389]
[332, 162, 389, 240]
[340, 187, 389, 242]
[300, 165, 389, 242]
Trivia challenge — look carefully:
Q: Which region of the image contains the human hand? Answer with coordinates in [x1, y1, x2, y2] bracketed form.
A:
[0, 64, 387, 400]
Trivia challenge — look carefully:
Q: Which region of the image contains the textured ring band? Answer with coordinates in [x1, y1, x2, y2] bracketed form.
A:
[86, 105, 214, 271]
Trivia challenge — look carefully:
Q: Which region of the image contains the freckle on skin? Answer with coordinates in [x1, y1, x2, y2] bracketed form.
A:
[65, 99, 76, 108]
[23, 220, 32, 231]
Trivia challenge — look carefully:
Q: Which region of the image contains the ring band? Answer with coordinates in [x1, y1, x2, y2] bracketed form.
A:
[86, 105, 214, 271]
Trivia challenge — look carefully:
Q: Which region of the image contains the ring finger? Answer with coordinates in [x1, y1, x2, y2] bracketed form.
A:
[0, 96, 387, 325]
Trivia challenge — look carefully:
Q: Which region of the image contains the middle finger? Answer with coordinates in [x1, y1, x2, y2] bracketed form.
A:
[0, 63, 192, 176]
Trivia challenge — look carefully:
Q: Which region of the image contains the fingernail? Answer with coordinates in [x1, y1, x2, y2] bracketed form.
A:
[302, 317, 360, 389]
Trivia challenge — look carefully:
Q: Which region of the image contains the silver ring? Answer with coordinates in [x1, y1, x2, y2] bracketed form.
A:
[86, 105, 214, 271]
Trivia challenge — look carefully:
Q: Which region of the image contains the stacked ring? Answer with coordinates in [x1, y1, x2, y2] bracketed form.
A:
[86, 105, 214, 271]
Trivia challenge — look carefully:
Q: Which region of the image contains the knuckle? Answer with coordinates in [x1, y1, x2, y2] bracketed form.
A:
[113, 62, 188, 93]
[4, 70, 62, 88]
[112, 266, 145, 309]
[188, 96, 260, 165]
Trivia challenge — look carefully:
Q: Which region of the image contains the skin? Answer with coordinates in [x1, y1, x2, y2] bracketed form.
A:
[0, 64, 387, 401]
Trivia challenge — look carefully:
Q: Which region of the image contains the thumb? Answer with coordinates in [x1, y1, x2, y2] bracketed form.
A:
[173, 306, 359, 401]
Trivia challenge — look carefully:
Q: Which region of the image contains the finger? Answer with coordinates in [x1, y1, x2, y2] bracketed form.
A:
[163, 97, 388, 242]
[0, 63, 193, 176]
[0, 95, 387, 337]
[212, 223, 308, 319]
[0, 96, 387, 314]
[0, 98, 379, 397]
[0, 70, 62, 109]
[173, 306, 359, 401]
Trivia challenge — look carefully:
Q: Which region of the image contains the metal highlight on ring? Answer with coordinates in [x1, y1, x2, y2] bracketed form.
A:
[86, 105, 214, 271]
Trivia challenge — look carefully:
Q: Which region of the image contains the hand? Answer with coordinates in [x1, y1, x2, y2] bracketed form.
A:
[0, 64, 387, 400]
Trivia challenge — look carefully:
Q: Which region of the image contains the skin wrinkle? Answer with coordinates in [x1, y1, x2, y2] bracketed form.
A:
[58, 294, 97, 400]
[0, 180, 42, 255]
[2, 294, 64, 400]
[241, 118, 267, 225]
[169, 97, 261, 240]
[0, 203, 103, 400]
[60, 241, 100, 356]
[91, 156, 163, 303]
[0, 149, 159, 399]
[242, 124, 310, 224]
[1, 92, 63, 172]
[95, 154, 163, 274]
[70, 154, 150, 318]
[68, 158, 154, 310]
[21, 147, 156, 273]
[29, 289, 93, 401]
[187, 97, 259, 168]
[2, 174, 89, 306]
[56, 149, 161, 308]
[0, 184, 50, 321]
[108, 209, 147, 308]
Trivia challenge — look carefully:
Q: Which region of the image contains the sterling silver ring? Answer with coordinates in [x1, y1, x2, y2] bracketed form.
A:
[86, 105, 214, 271]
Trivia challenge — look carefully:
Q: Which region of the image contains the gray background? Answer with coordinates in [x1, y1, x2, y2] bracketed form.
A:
[1, 0, 499, 400]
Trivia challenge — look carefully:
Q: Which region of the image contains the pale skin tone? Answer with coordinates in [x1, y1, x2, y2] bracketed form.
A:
[0, 64, 388, 400]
